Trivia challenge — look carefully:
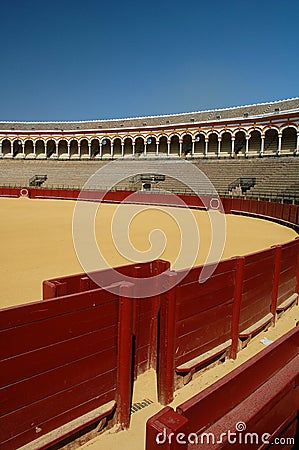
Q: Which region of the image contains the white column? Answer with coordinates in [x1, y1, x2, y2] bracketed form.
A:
[99, 143, 103, 158]
[110, 142, 114, 158]
[277, 134, 282, 156]
[34, 141, 37, 156]
[191, 140, 195, 156]
[156, 141, 159, 156]
[121, 143, 124, 157]
[217, 137, 221, 158]
[204, 139, 208, 157]
[144, 142, 147, 156]
[296, 133, 299, 155]
[179, 140, 183, 157]
[231, 137, 235, 157]
[88, 143, 91, 158]
[0, 142, 2, 157]
[167, 141, 170, 156]
[132, 142, 135, 156]
[260, 135, 265, 156]
[67, 142, 71, 158]
[245, 137, 249, 157]
[45, 141, 48, 157]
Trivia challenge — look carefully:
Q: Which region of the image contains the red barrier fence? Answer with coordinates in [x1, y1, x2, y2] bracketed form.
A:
[0, 283, 135, 449]
[146, 324, 299, 450]
[44, 239, 299, 409]
[238, 248, 275, 341]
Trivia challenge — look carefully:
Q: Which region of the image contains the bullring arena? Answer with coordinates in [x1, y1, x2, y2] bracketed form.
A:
[0, 98, 299, 450]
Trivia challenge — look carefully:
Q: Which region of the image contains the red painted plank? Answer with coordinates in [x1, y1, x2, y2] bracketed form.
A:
[0, 301, 118, 359]
[176, 284, 234, 321]
[1, 389, 115, 450]
[1, 326, 117, 387]
[1, 348, 117, 416]
[175, 327, 299, 434]
[176, 302, 232, 340]
[0, 288, 117, 330]
[176, 258, 236, 286]
[175, 310, 232, 366]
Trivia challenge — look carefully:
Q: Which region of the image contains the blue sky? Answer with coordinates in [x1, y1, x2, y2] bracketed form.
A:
[0, 0, 298, 121]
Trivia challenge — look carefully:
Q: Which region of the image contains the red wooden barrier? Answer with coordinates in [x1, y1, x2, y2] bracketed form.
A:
[0, 283, 133, 449]
[249, 199, 259, 214]
[266, 200, 275, 218]
[276, 239, 299, 313]
[157, 271, 178, 405]
[289, 204, 298, 224]
[174, 259, 236, 373]
[282, 203, 291, 222]
[146, 324, 299, 450]
[275, 202, 284, 220]
[221, 197, 232, 214]
[259, 200, 268, 216]
[238, 248, 276, 341]
[116, 283, 134, 429]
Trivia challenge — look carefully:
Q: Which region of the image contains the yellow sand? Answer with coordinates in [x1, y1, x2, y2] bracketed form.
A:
[0, 196, 297, 308]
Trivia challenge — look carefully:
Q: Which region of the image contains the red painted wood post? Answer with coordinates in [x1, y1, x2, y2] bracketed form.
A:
[230, 256, 245, 359]
[271, 245, 282, 324]
[157, 271, 177, 406]
[146, 407, 188, 450]
[133, 265, 142, 379]
[149, 260, 171, 369]
[149, 261, 161, 370]
[296, 238, 299, 305]
[116, 282, 134, 429]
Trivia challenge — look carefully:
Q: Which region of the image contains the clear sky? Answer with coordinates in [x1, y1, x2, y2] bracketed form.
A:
[0, 0, 298, 121]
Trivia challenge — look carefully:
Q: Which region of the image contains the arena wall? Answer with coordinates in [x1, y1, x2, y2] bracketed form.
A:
[0, 98, 299, 159]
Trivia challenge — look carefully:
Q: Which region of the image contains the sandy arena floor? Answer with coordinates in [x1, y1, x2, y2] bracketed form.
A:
[0, 196, 297, 308]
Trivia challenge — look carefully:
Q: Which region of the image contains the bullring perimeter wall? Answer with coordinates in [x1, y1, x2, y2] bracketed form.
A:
[0, 187, 298, 449]
[0, 186, 298, 230]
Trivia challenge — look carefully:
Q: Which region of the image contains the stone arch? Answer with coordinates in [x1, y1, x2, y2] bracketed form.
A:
[24, 139, 34, 159]
[159, 135, 168, 155]
[123, 137, 133, 157]
[91, 138, 100, 158]
[194, 132, 205, 156]
[169, 134, 179, 156]
[46, 139, 57, 158]
[264, 128, 278, 155]
[146, 135, 156, 154]
[101, 137, 111, 159]
[1, 139, 12, 157]
[182, 134, 192, 156]
[113, 137, 122, 158]
[248, 129, 262, 155]
[281, 126, 297, 154]
[207, 132, 218, 156]
[134, 137, 144, 156]
[70, 139, 79, 159]
[220, 132, 232, 156]
[234, 130, 246, 156]
[58, 139, 68, 159]
[34, 140, 46, 159]
[13, 139, 24, 158]
[80, 139, 89, 159]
